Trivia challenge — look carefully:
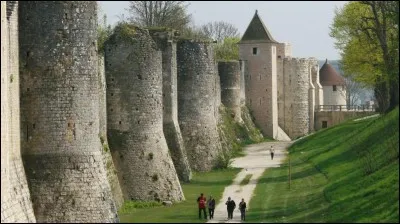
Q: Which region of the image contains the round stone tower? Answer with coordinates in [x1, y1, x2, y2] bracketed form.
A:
[283, 58, 310, 139]
[218, 61, 242, 122]
[177, 40, 222, 171]
[319, 59, 346, 106]
[105, 24, 184, 201]
[19, 2, 118, 222]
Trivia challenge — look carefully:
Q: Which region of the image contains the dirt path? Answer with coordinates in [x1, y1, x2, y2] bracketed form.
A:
[207, 141, 293, 223]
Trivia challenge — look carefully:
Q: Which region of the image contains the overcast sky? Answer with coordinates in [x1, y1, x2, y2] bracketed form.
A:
[98, 1, 347, 60]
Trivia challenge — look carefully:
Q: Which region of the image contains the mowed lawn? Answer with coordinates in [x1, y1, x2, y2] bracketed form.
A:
[248, 107, 399, 223]
[119, 168, 240, 223]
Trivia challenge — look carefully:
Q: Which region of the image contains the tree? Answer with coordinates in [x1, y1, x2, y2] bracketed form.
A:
[214, 37, 240, 61]
[200, 21, 240, 42]
[97, 14, 113, 54]
[330, 1, 399, 113]
[125, 1, 191, 31]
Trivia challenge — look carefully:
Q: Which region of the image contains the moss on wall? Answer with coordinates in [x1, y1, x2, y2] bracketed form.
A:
[214, 104, 264, 169]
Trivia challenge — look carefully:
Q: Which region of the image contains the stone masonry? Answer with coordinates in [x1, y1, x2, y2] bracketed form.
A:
[177, 40, 222, 171]
[218, 61, 242, 122]
[98, 55, 124, 209]
[19, 2, 118, 222]
[239, 10, 323, 140]
[239, 41, 278, 138]
[105, 25, 184, 201]
[150, 30, 192, 183]
[1, 1, 36, 222]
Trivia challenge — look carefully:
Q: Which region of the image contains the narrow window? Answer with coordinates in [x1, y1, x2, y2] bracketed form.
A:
[322, 121, 328, 128]
[252, 47, 258, 55]
[333, 85, 337, 91]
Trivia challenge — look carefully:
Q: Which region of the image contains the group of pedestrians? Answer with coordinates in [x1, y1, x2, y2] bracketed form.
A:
[197, 193, 215, 220]
[197, 193, 247, 221]
[196, 145, 275, 221]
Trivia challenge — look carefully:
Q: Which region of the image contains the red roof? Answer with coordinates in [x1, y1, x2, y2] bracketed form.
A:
[319, 59, 345, 86]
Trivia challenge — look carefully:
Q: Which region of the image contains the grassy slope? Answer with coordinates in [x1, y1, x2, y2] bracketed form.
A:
[119, 168, 240, 223]
[248, 107, 399, 222]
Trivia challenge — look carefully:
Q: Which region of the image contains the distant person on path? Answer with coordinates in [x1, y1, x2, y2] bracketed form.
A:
[270, 145, 275, 160]
[197, 193, 207, 219]
[207, 195, 216, 219]
[238, 198, 247, 221]
[225, 196, 236, 220]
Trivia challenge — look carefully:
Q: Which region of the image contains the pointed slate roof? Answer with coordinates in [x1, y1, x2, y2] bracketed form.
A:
[319, 59, 345, 86]
[239, 10, 278, 43]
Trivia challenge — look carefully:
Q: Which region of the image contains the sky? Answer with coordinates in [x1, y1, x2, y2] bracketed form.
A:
[98, 1, 347, 60]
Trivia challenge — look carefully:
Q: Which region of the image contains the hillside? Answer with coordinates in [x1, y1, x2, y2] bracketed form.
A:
[248, 107, 399, 222]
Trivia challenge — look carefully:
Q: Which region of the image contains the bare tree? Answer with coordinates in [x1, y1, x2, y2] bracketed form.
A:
[125, 1, 192, 30]
[343, 76, 365, 106]
[200, 21, 240, 42]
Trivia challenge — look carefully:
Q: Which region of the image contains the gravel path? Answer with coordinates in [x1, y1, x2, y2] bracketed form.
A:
[207, 141, 293, 223]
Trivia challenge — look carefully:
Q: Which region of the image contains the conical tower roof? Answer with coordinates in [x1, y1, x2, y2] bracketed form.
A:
[239, 10, 278, 43]
[319, 59, 345, 86]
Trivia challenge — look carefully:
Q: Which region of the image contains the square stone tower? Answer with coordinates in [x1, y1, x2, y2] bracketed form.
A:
[238, 10, 279, 138]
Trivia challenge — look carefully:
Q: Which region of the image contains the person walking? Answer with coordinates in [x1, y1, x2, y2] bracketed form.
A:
[197, 193, 207, 219]
[207, 195, 215, 219]
[270, 145, 275, 160]
[238, 198, 247, 221]
[225, 197, 236, 220]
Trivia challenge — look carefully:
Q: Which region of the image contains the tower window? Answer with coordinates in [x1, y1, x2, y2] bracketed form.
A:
[333, 85, 337, 91]
[252, 47, 258, 55]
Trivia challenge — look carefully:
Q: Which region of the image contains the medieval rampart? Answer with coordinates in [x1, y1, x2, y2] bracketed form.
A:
[218, 61, 242, 122]
[150, 30, 192, 183]
[1, 2, 36, 222]
[177, 40, 222, 171]
[19, 2, 118, 222]
[105, 25, 184, 201]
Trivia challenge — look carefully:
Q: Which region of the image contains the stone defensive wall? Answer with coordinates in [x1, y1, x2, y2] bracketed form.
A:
[105, 24, 184, 202]
[239, 60, 248, 105]
[177, 40, 222, 171]
[149, 29, 192, 183]
[19, 1, 118, 222]
[1, 1, 36, 222]
[315, 111, 377, 131]
[218, 61, 242, 122]
[281, 57, 312, 139]
[98, 55, 124, 209]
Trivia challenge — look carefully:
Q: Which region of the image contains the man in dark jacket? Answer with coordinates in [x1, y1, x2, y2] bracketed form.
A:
[197, 193, 207, 219]
[225, 197, 236, 220]
[239, 198, 247, 221]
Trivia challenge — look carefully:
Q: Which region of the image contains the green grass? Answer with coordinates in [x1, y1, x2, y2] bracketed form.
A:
[240, 174, 253, 186]
[248, 107, 399, 222]
[119, 168, 240, 223]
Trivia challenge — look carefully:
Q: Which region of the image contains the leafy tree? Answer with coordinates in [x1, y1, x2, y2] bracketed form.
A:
[97, 13, 113, 54]
[125, 1, 191, 31]
[214, 37, 240, 61]
[330, 1, 399, 112]
[200, 21, 240, 42]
